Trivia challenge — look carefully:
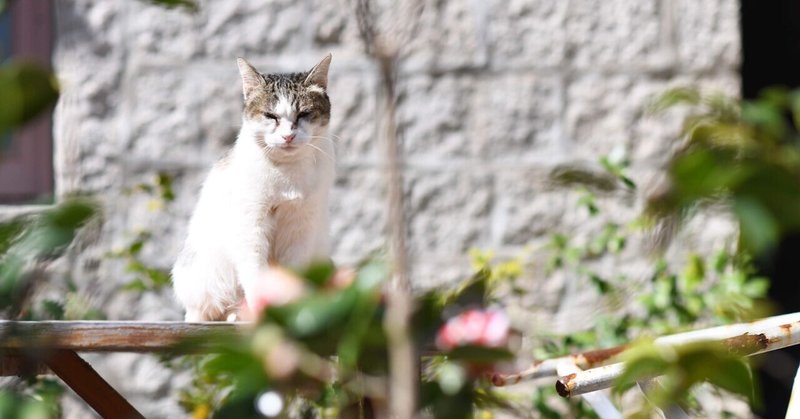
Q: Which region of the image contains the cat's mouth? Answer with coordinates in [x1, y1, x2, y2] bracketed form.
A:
[271, 143, 302, 154]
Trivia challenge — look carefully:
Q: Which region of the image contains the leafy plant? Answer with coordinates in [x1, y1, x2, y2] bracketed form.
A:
[648, 86, 800, 253]
[518, 152, 770, 417]
[616, 340, 756, 417]
[108, 172, 176, 293]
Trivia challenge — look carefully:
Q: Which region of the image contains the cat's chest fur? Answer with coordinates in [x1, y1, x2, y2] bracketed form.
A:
[264, 162, 316, 204]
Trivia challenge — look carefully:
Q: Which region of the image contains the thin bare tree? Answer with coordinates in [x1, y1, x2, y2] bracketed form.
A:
[352, 0, 423, 417]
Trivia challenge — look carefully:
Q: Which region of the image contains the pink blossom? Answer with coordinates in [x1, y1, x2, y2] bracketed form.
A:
[435, 308, 511, 351]
[248, 266, 307, 317]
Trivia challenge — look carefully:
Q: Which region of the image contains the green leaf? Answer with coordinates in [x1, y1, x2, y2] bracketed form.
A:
[648, 87, 702, 114]
[0, 220, 23, 257]
[156, 172, 176, 202]
[741, 101, 786, 140]
[790, 91, 800, 130]
[0, 61, 59, 133]
[299, 261, 336, 288]
[122, 279, 148, 292]
[144, 0, 199, 11]
[589, 274, 611, 295]
[266, 288, 359, 338]
[711, 250, 730, 274]
[128, 240, 145, 256]
[146, 268, 171, 287]
[615, 343, 670, 390]
[41, 300, 65, 320]
[679, 253, 704, 292]
[742, 277, 769, 298]
[705, 358, 754, 403]
[734, 196, 780, 253]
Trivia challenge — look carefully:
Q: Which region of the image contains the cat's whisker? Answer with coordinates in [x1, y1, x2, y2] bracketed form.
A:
[312, 132, 344, 141]
[309, 132, 344, 141]
[308, 135, 341, 144]
[304, 142, 335, 163]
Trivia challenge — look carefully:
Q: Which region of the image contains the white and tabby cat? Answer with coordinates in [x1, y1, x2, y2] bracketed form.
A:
[172, 54, 335, 321]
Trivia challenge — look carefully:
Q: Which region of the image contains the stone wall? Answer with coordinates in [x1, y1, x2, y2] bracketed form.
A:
[46, 0, 741, 417]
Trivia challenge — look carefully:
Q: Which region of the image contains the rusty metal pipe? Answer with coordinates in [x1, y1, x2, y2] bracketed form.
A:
[556, 317, 800, 398]
[491, 312, 800, 387]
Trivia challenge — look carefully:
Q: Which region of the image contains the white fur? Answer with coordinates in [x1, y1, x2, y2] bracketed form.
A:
[172, 93, 335, 322]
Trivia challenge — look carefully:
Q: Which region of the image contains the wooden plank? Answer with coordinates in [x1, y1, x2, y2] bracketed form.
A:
[0, 354, 49, 376]
[0, 321, 243, 352]
[45, 350, 144, 419]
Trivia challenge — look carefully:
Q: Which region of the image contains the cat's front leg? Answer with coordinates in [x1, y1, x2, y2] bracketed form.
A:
[278, 203, 331, 269]
[231, 214, 275, 314]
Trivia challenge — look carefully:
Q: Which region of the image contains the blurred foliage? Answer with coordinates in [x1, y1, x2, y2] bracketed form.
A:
[143, 0, 199, 12]
[177, 134, 774, 417]
[648, 86, 800, 254]
[0, 199, 98, 419]
[616, 340, 756, 417]
[0, 379, 63, 419]
[0, 4, 98, 415]
[525, 154, 768, 417]
[0, 61, 59, 137]
[0, 200, 97, 315]
[172, 259, 521, 419]
[0, 1, 191, 418]
[109, 172, 175, 292]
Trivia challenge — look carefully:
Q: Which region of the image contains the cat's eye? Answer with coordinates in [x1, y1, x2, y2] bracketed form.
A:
[264, 112, 279, 122]
[296, 111, 311, 121]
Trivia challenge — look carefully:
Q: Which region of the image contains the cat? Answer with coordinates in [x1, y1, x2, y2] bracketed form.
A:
[172, 54, 335, 322]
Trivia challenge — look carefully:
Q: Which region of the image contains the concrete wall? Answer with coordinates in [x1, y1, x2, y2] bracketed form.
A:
[47, 0, 741, 417]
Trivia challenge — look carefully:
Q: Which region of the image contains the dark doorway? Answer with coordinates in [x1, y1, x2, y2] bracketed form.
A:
[741, 1, 800, 418]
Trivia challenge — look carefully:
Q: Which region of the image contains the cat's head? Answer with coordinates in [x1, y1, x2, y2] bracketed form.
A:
[237, 54, 331, 159]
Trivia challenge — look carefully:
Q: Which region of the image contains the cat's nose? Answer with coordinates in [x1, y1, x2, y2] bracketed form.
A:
[283, 134, 296, 143]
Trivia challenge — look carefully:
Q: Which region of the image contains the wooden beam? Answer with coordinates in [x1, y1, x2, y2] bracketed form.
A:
[0, 321, 242, 352]
[0, 354, 49, 376]
[45, 350, 144, 419]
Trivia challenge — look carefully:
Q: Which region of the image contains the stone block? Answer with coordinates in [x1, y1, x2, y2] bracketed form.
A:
[409, 254, 474, 289]
[565, 0, 665, 70]
[487, 0, 568, 70]
[53, 0, 127, 61]
[201, 0, 311, 58]
[674, 0, 741, 72]
[328, 71, 381, 165]
[309, 0, 372, 67]
[493, 169, 571, 246]
[191, 64, 244, 155]
[330, 168, 387, 266]
[565, 74, 666, 158]
[396, 72, 561, 162]
[404, 168, 493, 257]
[121, 68, 205, 164]
[471, 74, 563, 160]
[401, 0, 488, 72]
[125, 1, 205, 62]
[396, 74, 480, 161]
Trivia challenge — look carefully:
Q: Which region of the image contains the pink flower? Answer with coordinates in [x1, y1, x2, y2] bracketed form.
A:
[248, 266, 307, 317]
[435, 308, 511, 351]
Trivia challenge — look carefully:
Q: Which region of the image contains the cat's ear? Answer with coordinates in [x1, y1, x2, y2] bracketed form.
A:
[237, 57, 264, 99]
[304, 53, 331, 90]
